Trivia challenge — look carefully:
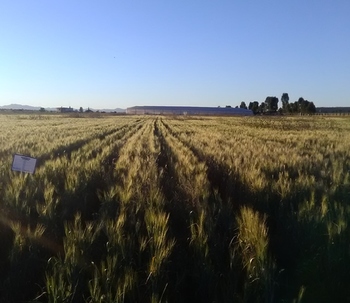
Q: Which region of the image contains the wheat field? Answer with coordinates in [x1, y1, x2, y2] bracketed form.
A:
[0, 113, 349, 302]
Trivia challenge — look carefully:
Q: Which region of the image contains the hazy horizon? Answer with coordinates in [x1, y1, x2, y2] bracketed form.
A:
[1, 1, 349, 109]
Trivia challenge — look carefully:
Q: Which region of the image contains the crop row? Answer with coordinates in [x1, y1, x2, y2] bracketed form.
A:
[161, 116, 350, 301]
[0, 116, 144, 301]
[0, 114, 350, 302]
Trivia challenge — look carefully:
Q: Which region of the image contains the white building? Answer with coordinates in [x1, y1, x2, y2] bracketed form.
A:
[57, 106, 74, 113]
[126, 106, 253, 116]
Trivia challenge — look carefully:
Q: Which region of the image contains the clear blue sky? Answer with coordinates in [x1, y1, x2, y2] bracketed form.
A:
[1, 0, 349, 109]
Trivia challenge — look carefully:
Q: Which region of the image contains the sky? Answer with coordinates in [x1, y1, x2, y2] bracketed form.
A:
[1, 0, 349, 109]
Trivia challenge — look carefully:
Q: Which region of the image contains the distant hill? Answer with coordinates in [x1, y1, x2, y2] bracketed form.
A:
[0, 104, 42, 111]
[0, 104, 59, 111]
[0, 104, 126, 113]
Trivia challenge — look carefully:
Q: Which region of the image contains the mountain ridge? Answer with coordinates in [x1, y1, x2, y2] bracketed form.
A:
[0, 104, 126, 112]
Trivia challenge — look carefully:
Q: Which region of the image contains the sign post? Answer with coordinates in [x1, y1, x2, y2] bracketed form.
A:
[11, 154, 37, 174]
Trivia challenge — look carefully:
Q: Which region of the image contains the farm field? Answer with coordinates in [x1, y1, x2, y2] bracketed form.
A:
[0, 113, 350, 302]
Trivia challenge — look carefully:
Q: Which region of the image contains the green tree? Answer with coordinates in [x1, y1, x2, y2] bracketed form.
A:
[307, 102, 316, 114]
[281, 93, 289, 112]
[240, 101, 247, 109]
[259, 102, 266, 114]
[299, 98, 308, 114]
[291, 102, 299, 113]
[79, 107, 83, 113]
[265, 96, 279, 112]
[288, 98, 317, 114]
[249, 101, 259, 114]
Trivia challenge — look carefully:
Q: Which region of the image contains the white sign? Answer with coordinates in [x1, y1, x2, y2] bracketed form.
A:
[12, 154, 37, 174]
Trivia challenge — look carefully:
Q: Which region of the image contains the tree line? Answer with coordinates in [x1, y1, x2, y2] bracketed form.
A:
[238, 93, 317, 115]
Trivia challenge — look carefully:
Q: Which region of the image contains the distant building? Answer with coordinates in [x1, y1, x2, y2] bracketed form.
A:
[317, 107, 350, 114]
[57, 106, 74, 113]
[126, 106, 253, 116]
